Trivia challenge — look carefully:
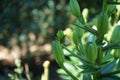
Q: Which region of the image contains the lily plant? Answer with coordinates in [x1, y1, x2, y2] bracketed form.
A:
[52, 0, 120, 80]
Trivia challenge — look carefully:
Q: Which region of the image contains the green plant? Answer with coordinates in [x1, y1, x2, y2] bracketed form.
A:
[52, 0, 120, 80]
[8, 58, 25, 80]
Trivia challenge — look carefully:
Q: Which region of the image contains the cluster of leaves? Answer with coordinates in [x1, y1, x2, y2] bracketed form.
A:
[52, 0, 120, 80]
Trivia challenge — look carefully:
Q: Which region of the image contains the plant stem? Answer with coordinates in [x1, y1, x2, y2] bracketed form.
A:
[60, 64, 78, 80]
[98, 46, 103, 64]
[19, 74, 22, 80]
[93, 71, 101, 80]
[101, 70, 120, 78]
[93, 46, 103, 80]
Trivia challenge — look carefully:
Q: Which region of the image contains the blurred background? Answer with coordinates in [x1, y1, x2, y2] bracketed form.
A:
[0, 0, 102, 80]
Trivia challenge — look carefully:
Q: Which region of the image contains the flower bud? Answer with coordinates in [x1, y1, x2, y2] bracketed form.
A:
[75, 20, 84, 35]
[52, 41, 65, 65]
[73, 24, 84, 44]
[114, 49, 120, 59]
[69, 0, 81, 18]
[87, 34, 96, 43]
[85, 42, 97, 64]
[57, 30, 65, 41]
[73, 31, 85, 55]
[110, 25, 120, 43]
[97, 12, 109, 37]
[73, 32, 79, 45]
[107, 5, 116, 17]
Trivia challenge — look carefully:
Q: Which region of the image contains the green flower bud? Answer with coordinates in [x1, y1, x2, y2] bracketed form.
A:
[73, 30, 85, 55]
[85, 42, 98, 64]
[107, 5, 116, 17]
[57, 30, 65, 41]
[70, 0, 81, 18]
[52, 41, 65, 65]
[73, 32, 79, 45]
[75, 20, 84, 35]
[114, 49, 120, 59]
[97, 12, 109, 37]
[110, 25, 120, 43]
[73, 24, 84, 44]
[87, 34, 96, 43]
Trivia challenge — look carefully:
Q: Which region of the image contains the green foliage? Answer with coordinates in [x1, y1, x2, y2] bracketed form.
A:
[8, 58, 25, 80]
[1, 0, 120, 80]
[52, 0, 120, 80]
[69, 0, 81, 18]
[97, 12, 109, 39]
[110, 25, 120, 43]
[52, 41, 65, 65]
[85, 42, 98, 64]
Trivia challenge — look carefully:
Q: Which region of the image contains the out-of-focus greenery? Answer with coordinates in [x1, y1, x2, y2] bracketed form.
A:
[0, 0, 102, 46]
[0, 0, 103, 45]
[0, 0, 69, 46]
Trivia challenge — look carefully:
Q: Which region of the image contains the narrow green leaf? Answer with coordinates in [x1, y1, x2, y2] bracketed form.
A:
[101, 60, 116, 74]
